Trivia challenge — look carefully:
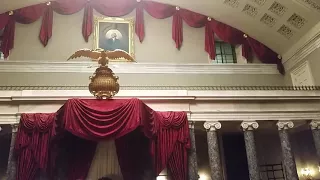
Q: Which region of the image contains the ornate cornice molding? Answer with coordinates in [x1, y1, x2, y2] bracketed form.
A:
[241, 121, 259, 131]
[1, 85, 320, 91]
[0, 61, 279, 74]
[276, 121, 294, 130]
[283, 22, 320, 71]
[204, 121, 222, 131]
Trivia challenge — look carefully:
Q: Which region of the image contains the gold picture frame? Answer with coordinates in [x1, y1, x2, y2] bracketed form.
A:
[93, 17, 135, 61]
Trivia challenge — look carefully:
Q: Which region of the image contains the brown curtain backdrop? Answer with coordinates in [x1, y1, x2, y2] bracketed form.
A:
[87, 140, 122, 180]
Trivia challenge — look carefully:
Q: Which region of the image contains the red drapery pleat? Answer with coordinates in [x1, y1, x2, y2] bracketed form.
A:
[15, 98, 190, 180]
[14, 113, 56, 180]
[0, 0, 284, 73]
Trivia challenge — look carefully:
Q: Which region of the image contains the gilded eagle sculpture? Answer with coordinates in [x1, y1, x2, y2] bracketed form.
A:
[67, 48, 134, 66]
[67, 48, 134, 99]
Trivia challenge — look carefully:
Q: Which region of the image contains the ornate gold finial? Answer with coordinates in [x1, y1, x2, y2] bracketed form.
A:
[67, 48, 134, 99]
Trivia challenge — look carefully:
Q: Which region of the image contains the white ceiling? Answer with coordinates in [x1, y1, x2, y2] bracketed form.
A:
[1, 0, 320, 55]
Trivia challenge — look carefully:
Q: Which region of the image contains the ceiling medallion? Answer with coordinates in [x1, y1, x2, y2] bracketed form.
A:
[223, 0, 240, 8]
[287, 13, 307, 29]
[260, 13, 277, 27]
[277, 25, 295, 39]
[67, 48, 134, 99]
[269, 1, 287, 17]
[242, 4, 258, 17]
[250, 0, 266, 6]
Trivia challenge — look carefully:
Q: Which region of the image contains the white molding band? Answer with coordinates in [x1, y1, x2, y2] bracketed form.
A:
[1, 111, 320, 125]
[1, 89, 320, 124]
[0, 61, 279, 75]
[283, 21, 320, 71]
[2, 89, 320, 101]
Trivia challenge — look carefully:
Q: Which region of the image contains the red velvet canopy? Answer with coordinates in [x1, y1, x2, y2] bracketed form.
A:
[14, 98, 190, 180]
[0, 0, 284, 74]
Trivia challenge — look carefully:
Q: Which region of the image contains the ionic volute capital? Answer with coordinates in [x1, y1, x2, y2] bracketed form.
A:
[189, 121, 195, 129]
[241, 121, 259, 131]
[310, 120, 320, 130]
[276, 121, 294, 131]
[204, 121, 221, 131]
[11, 124, 19, 133]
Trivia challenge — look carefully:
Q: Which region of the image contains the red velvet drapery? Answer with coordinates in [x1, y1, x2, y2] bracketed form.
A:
[0, 0, 284, 74]
[15, 113, 56, 180]
[15, 98, 190, 180]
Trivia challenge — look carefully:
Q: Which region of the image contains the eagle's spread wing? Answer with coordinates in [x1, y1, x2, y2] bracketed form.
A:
[106, 49, 134, 61]
[67, 49, 101, 60]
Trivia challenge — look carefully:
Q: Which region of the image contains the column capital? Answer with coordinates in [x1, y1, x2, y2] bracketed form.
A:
[204, 121, 221, 131]
[276, 121, 294, 130]
[189, 121, 195, 129]
[310, 120, 320, 130]
[11, 124, 19, 133]
[241, 121, 259, 131]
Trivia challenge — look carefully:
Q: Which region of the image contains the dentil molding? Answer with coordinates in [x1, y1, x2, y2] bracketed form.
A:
[0, 61, 279, 74]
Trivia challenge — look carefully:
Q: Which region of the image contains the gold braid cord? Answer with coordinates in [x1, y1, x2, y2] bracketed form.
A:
[67, 49, 134, 99]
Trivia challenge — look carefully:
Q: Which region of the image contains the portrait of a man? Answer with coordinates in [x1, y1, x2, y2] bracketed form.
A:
[94, 17, 135, 60]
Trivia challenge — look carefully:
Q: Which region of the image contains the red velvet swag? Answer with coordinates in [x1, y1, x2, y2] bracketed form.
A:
[15, 98, 190, 180]
[0, 0, 284, 74]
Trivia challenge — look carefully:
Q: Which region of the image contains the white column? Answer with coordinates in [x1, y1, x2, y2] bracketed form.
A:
[310, 120, 320, 161]
[276, 121, 298, 180]
[241, 121, 260, 180]
[6, 124, 19, 180]
[188, 121, 198, 180]
[204, 121, 222, 180]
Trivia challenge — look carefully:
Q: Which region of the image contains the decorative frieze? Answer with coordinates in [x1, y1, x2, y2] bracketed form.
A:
[1, 85, 320, 91]
[276, 121, 294, 130]
[204, 121, 222, 131]
[241, 121, 259, 131]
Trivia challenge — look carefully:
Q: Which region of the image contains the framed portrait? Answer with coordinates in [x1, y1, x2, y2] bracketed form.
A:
[94, 17, 135, 61]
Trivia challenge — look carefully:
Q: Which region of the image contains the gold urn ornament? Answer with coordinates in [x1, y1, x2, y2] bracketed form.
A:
[67, 48, 134, 99]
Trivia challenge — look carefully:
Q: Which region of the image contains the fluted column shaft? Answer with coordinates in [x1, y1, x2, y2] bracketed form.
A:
[188, 121, 198, 180]
[204, 122, 222, 180]
[241, 122, 260, 180]
[277, 121, 298, 180]
[6, 124, 18, 180]
[310, 121, 320, 161]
